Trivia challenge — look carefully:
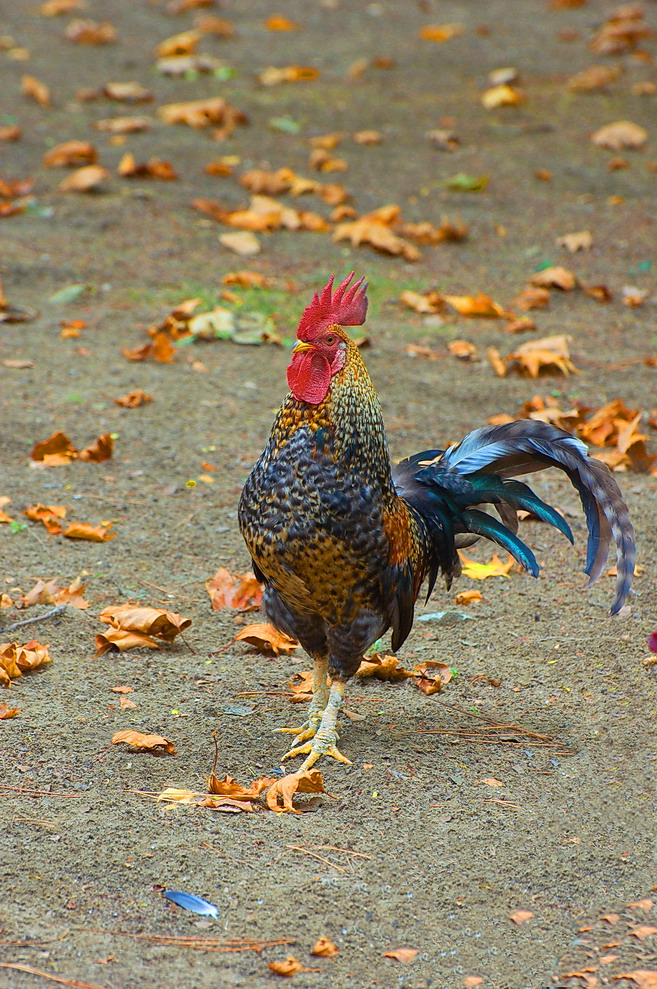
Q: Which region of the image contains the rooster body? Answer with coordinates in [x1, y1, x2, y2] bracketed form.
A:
[238, 273, 635, 772]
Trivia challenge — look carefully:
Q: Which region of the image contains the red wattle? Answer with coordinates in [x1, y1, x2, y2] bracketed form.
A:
[287, 350, 331, 405]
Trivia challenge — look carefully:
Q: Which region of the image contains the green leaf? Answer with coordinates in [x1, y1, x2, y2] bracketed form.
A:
[268, 115, 301, 133]
[444, 172, 489, 192]
[48, 283, 88, 305]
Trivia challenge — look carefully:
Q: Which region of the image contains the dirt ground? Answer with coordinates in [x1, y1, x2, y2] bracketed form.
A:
[1, 1, 656, 987]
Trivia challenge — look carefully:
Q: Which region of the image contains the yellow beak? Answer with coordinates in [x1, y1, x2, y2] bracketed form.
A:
[292, 340, 314, 353]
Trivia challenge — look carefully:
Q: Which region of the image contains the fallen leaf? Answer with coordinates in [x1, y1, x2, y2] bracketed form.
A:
[23, 504, 68, 534]
[43, 140, 97, 167]
[448, 340, 478, 361]
[218, 231, 261, 257]
[509, 910, 533, 925]
[94, 116, 153, 134]
[591, 120, 648, 150]
[99, 604, 191, 641]
[222, 270, 267, 288]
[556, 230, 592, 252]
[454, 590, 482, 605]
[268, 956, 320, 976]
[399, 289, 445, 315]
[356, 653, 412, 680]
[79, 433, 113, 462]
[118, 154, 178, 180]
[463, 979, 484, 988]
[113, 388, 153, 408]
[233, 623, 299, 656]
[612, 973, 657, 989]
[59, 164, 110, 192]
[19, 576, 89, 610]
[444, 293, 505, 318]
[205, 568, 263, 610]
[333, 205, 420, 262]
[65, 18, 117, 44]
[259, 66, 319, 86]
[0, 125, 22, 142]
[119, 696, 137, 709]
[510, 286, 550, 310]
[0, 640, 52, 686]
[0, 703, 20, 718]
[158, 97, 246, 135]
[505, 334, 578, 378]
[529, 266, 577, 290]
[480, 777, 505, 787]
[94, 628, 160, 656]
[419, 23, 464, 42]
[567, 64, 623, 91]
[353, 129, 382, 145]
[63, 521, 116, 542]
[413, 661, 453, 695]
[630, 926, 657, 941]
[21, 74, 52, 107]
[486, 346, 507, 377]
[383, 948, 419, 963]
[155, 29, 202, 57]
[289, 669, 314, 703]
[111, 685, 134, 694]
[2, 358, 34, 367]
[459, 551, 515, 579]
[103, 81, 153, 104]
[206, 774, 274, 799]
[444, 172, 489, 192]
[111, 730, 176, 755]
[266, 16, 299, 31]
[265, 769, 326, 813]
[31, 431, 78, 464]
[481, 84, 525, 108]
[627, 899, 654, 912]
[311, 937, 339, 958]
[40, 0, 87, 14]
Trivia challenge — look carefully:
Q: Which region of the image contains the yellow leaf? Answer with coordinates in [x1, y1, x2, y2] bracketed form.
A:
[458, 551, 515, 580]
[444, 293, 506, 318]
[112, 730, 176, 755]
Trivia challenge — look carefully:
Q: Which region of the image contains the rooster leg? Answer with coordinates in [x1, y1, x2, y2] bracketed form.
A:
[282, 679, 351, 770]
[276, 656, 330, 745]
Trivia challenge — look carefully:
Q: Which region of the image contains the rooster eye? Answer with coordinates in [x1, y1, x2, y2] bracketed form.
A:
[325, 334, 335, 345]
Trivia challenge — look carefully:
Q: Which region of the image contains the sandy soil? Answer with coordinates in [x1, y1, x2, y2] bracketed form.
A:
[1, 2, 656, 987]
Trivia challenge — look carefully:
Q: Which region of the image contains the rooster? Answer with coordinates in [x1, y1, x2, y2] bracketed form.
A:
[239, 272, 635, 773]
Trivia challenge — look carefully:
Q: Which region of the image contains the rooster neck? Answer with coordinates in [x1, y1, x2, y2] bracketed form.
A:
[269, 343, 394, 489]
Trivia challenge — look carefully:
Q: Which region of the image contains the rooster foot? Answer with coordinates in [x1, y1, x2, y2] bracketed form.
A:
[274, 657, 330, 745]
[280, 679, 351, 772]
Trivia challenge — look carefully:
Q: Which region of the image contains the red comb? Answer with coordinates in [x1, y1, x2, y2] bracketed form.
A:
[297, 271, 368, 340]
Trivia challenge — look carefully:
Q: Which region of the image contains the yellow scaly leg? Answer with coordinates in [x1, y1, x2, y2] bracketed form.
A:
[282, 679, 351, 770]
[276, 656, 330, 751]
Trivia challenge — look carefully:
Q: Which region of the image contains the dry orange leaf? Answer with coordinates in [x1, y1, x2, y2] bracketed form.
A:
[444, 293, 506, 318]
[289, 669, 314, 703]
[155, 29, 202, 57]
[399, 289, 445, 314]
[268, 956, 320, 976]
[0, 640, 51, 687]
[79, 433, 113, 462]
[511, 286, 550, 311]
[23, 504, 68, 535]
[567, 65, 622, 91]
[448, 339, 478, 361]
[95, 628, 161, 656]
[463, 979, 484, 988]
[103, 81, 153, 104]
[206, 568, 263, 611]
[505, 334, 578, 378]
[353, 129, 382, 145]
[100, 604, 192, 642]
[94, 116, 153, 134]
[419, 23, 464, 42]
[0, 703, 20, 718]
[591, 120, 648, 150]
[630, 926, 657, 941]
[259, 66, 319, 86]
[43, 140, 97, 167]
[266, 16, 299, 31]
[356, 653, 412, 680]
[59, 164, 110, 192]
[486, 346, 507, 378]
[413, 661, 453, 695]
[455, 590, 483, 605]
[265, 769, 326, 813]
[529, 266, 577, 290]
[612, 973, 657, 989]
[207, 773, 274, 800]
[40, 0, 87, 13]
[233, 623, 299, 656]
[383, 948, 419, 963]
[63, 521, 115, 542]
[219, 231, 261, 257]
[509, 910, 534, 925]
[158, 97, 245, 133]
[222, 270, 267, 288]
[481, 84, 525, 108]
[0, 124, 22, 142]
[333, 205, 420, 262]
[459, 550, 515, 580]
[113, 388, 153, 408]
[118, 154, 178, 180]
[31, 431, 78, 464]
[311, 937, 339, 958]
[21, 74, 52, 107]
[112, 730, 176, 755]
[65, 18, 117, 43]
[19, 576, 89, 610]
[556, 230, 592, 253]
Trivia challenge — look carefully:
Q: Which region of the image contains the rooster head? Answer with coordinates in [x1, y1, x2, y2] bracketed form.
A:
[287, 272, 368, 405]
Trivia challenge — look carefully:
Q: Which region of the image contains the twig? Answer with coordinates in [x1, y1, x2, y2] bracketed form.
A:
[293, 844, 373, 860]
[131, 577, 199, 601]
[0, 931, 70, 947]
[284, 845, 349, 873]
[0, 962, 108, 989]
[1, 605, 66, 634]
[0, 784, 82, 798]
[75, 929, 295, 953]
